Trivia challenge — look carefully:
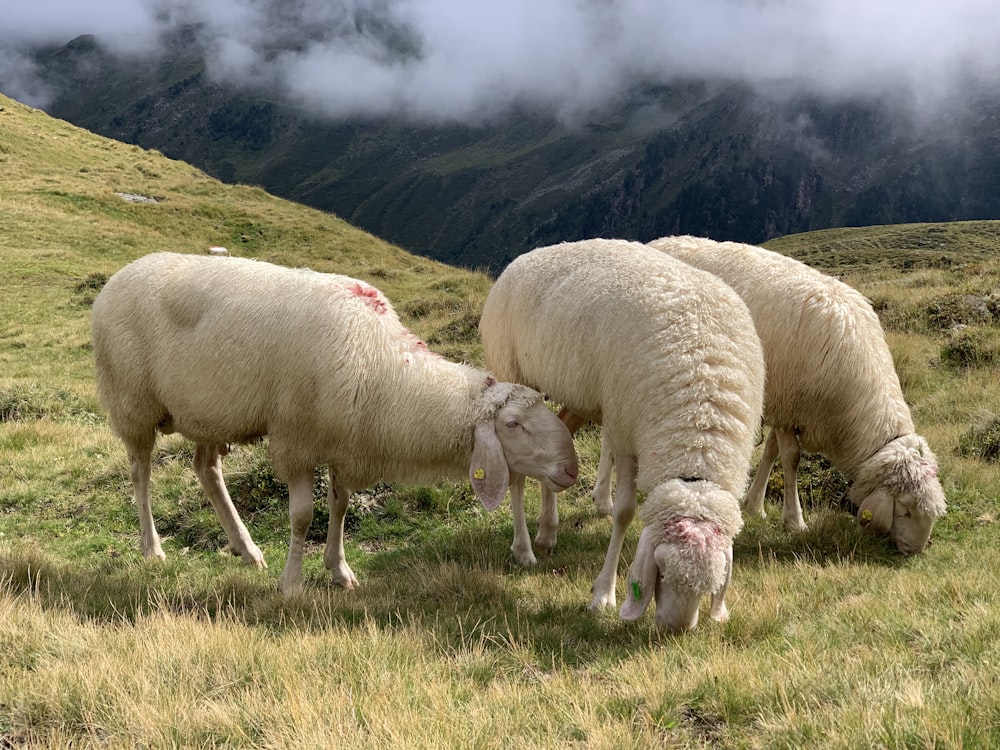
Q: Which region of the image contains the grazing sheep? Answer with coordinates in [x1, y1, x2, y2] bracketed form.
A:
[479, 239, 764, 631]
[598, 235, 944, 553]
[91, 252, 579, 593]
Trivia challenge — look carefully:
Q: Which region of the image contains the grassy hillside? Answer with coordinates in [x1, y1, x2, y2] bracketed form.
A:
[3, 93, 1000, 748]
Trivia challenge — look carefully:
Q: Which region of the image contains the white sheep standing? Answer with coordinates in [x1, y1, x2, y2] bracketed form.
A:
[479, 239, 765, 631]
[591, 235, 947, 553]
[91, 252, 579, 593]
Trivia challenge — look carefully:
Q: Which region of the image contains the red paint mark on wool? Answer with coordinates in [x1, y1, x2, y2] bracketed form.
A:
[401, 328, 431, 352]
[399, 327, 441, 364]
[662, 517, 724, 551]
[349, 281, 389, 314]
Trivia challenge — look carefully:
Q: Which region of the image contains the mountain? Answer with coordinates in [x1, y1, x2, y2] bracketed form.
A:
[34, 34, 1000, 271]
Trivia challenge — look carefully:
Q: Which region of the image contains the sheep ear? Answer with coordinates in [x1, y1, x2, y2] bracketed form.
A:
[857, 488, 894, 534]
[470, 422, 510, 511]
[620, 526, 658, 621]
[708, 544, 733, 623]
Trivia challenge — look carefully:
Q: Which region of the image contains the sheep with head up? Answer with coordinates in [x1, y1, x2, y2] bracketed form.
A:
[91, 252, 579, 593]
[479, 239, 764, 632]
[592, 235, 946, 553]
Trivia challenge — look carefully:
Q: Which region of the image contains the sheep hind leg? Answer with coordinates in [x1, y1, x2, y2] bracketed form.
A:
[323, 472, 359, 589]
[126, 433, 165, 562]
[591, 432, 614, 516]
[534, 484, 558, 557]
[744, 428, 779, 519]
[278, 470, 316, 595]
[588, 453, 636, 611]
[192, 443, 266, 569]
[774, 428, 807, 532]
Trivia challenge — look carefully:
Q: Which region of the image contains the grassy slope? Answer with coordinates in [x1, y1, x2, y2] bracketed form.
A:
[2, 93, 1000, 748]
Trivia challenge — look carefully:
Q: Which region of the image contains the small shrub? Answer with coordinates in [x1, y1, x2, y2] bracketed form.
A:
[74, 273, 109, 293]
[924, 293, 1000, 331]
[72, 272, 109, 307]
[765, 451, 851, 512]
[427, 311, 481, 345]
[870, 296, 924, 333]
[939, 328, 997, 369]
[957, 417, 1000, 462]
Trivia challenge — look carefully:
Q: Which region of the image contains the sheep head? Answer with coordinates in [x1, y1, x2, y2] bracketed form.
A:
[620, 479, 741, 632]
[470, 380, 578, 510]
[849, 434, 947, 554]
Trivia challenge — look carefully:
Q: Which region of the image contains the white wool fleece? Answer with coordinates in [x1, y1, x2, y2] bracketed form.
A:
[480, 238, 764, 625]
[473, 378, 538, 424]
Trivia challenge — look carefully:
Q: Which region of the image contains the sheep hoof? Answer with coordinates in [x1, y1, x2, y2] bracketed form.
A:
[587, 589, 616, 611]
[231, 544, 267, 569]
[709, 603, 730, 623]
[592, 497, 612, 516]
[141, 544, 166, 562]
[330, 568, 359, 590]
[533, 531, 557, 556]
[511, 546, 537, 567]
[783, 517, 808, 533]
[243, 554, 267, 570]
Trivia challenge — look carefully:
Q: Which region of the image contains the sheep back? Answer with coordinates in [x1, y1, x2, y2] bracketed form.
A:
[92, 252, 485, 486]
[649, 235, 914, 475]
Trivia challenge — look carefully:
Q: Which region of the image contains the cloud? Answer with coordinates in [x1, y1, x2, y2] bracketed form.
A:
[2, 0, 999, 121]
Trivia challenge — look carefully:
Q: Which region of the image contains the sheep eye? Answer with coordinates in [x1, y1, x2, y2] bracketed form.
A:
[505, 419, 520, 429]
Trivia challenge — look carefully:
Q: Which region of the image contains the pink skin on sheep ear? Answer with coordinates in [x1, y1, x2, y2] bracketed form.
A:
[470, 422, 511, 510]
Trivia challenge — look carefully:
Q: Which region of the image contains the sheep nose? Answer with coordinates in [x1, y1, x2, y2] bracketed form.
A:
[565, 461, 579, 483]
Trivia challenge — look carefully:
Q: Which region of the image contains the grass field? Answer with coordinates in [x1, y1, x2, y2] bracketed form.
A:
[2, 92, 1000, 748]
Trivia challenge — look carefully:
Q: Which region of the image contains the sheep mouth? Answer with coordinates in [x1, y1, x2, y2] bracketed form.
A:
[544, 471, 578, 492]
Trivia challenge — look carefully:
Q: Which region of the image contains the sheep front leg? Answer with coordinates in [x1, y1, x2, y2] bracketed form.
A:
[278, 471, 316, 594]
[192, 444, 266, 568]
[744, 428, 779, 518]
[129, 445, 165, 561]
[509, 474, 536, 565]
[775, 427, 807, 532]
[323, 473, 359, 589]
[589, 454, 636, 611]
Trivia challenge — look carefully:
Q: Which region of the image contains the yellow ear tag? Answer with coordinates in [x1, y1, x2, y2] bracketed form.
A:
[860, 508, 873, 524]
[473, 468, 485, 480]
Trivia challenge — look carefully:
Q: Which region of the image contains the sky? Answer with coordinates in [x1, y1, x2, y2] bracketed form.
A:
[1, 0, 999, 123]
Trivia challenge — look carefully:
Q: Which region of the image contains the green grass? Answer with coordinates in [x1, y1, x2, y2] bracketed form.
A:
[3, 92, 1000, 748]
